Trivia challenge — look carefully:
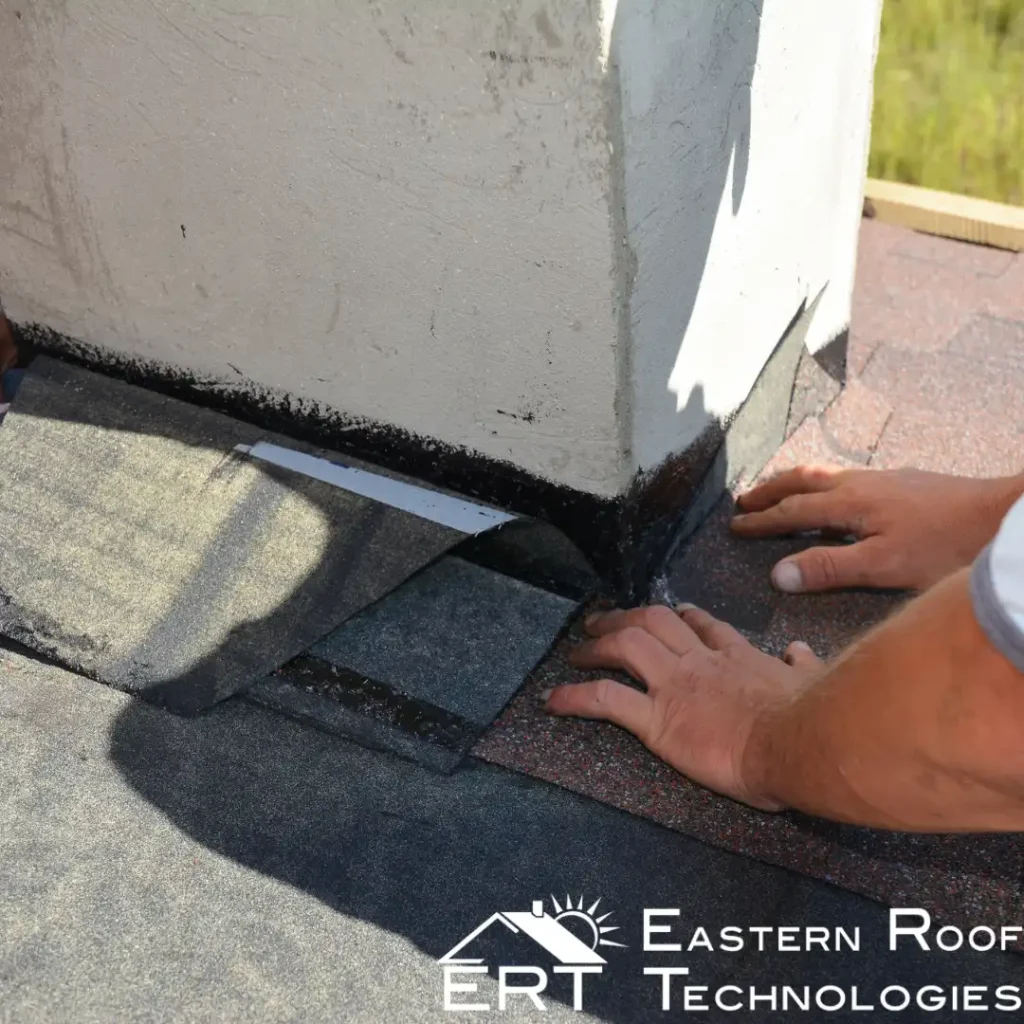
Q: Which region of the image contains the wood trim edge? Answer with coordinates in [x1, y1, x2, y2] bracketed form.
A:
[863, 178, 1024, 252]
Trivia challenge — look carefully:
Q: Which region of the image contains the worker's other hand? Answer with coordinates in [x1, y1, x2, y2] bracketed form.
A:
[0, 314, 15, 364]
[731, 465, 1022, 593]
[545, 605, 821, 810]
[0, 312, 18, 403]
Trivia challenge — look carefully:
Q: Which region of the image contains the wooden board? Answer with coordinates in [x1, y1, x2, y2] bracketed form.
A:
[863, 178, 1024, 252]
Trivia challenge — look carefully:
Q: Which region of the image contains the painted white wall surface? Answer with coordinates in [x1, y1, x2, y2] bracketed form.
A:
[614, 0, 882, 474]
[0, 0, 880, 501]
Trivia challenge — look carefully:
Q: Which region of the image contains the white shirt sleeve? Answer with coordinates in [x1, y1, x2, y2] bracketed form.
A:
[971, 492, 1024, 672]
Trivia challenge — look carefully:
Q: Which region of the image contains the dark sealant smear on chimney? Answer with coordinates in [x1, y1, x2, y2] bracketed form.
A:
[14, 321, 744, 600]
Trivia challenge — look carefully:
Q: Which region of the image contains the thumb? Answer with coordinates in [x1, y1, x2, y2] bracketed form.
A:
[771, 541, 880, 593]
[783, 640, 823, 670]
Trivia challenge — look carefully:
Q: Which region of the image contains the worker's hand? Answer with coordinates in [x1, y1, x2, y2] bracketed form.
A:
[0, 313, 17, 368]
[731, 465, 1023, 593]
[0, 313, 18, 403]
[544, 605, 821, 810]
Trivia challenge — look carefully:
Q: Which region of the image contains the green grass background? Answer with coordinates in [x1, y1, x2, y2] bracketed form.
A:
[870, 0, 1024, 205]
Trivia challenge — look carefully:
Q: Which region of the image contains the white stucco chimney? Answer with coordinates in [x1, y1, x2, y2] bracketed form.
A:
[0, 0, 881, 586]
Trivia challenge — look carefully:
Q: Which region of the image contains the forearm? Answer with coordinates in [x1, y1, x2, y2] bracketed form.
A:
[745, 568, 1024, 831]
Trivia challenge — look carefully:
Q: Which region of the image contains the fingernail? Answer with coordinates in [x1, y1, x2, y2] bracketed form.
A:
[731, 513, 747, 522]
[584, 612, 603, 628]
[674, 602, 698, 613]
[790, 640, 812, 651]
[539, 688, 553, 702]
[772, 560, 804, 593]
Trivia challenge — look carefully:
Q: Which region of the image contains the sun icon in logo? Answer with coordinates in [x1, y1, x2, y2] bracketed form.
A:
[549, 895, 627, 951]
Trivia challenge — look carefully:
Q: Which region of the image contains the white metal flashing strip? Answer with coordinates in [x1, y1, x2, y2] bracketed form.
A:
[235, 441, 516, 535]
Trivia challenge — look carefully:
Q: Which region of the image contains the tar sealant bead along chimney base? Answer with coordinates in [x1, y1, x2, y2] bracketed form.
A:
[0, 1, 881, 591]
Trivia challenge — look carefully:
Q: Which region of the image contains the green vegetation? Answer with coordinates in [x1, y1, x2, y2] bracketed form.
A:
[870, 0, 1024, 205]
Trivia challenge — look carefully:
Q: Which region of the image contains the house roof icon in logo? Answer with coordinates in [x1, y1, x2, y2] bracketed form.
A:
[440, 897, 624, 967]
